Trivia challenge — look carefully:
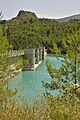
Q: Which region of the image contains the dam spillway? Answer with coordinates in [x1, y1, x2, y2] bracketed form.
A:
[22, 47, 46, 71]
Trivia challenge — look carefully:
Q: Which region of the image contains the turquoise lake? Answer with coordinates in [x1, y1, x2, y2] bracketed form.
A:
[8, 55, 63, 104]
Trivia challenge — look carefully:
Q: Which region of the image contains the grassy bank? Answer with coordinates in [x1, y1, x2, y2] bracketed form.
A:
[0, 95, 80, 120]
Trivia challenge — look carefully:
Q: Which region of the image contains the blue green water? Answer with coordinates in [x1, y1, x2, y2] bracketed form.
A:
[8, 55, 63, 104]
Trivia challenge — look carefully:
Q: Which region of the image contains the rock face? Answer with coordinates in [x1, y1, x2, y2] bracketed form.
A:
[17, 10, 37, 19]
[7, 10, 37, 24]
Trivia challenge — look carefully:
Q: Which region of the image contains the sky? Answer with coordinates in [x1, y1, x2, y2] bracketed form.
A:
[0, 0, 80, 20]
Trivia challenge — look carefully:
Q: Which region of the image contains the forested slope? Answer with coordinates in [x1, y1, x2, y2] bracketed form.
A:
[2, 10, 80, 54]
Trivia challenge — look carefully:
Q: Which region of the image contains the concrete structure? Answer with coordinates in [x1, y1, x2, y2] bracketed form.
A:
[42, 47, 46, 60]
[23, 47, 46, 71]
[35, 49, 39, 64]
[1, 47, 47, 71]
[23, 48, 35, 70]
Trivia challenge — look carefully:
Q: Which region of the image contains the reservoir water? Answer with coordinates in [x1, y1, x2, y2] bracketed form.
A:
[8, 55, 63, 104]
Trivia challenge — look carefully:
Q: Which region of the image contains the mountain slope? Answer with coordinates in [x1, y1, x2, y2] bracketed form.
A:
[56, 14, 80, 22]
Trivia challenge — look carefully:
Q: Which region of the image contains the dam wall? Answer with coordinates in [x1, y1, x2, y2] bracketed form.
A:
[22, 47, 46, 71]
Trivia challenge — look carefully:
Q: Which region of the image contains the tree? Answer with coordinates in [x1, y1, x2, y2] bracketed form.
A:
[67, 32, 80, 82]
[43, 31, 80, 97]
[0, 25, 9, 67]
[0, 12, 11, 80]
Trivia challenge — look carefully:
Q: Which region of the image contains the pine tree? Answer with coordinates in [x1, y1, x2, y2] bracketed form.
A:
[0, 12, 11, 79]
[43, 31, 80, 97]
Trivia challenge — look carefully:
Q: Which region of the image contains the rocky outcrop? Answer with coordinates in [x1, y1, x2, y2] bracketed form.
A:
[6, 10, 37, 25]
[17, 10, 37, 19]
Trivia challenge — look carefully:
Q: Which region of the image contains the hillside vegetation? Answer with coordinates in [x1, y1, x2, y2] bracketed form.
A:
[2, 10, 80, 54]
